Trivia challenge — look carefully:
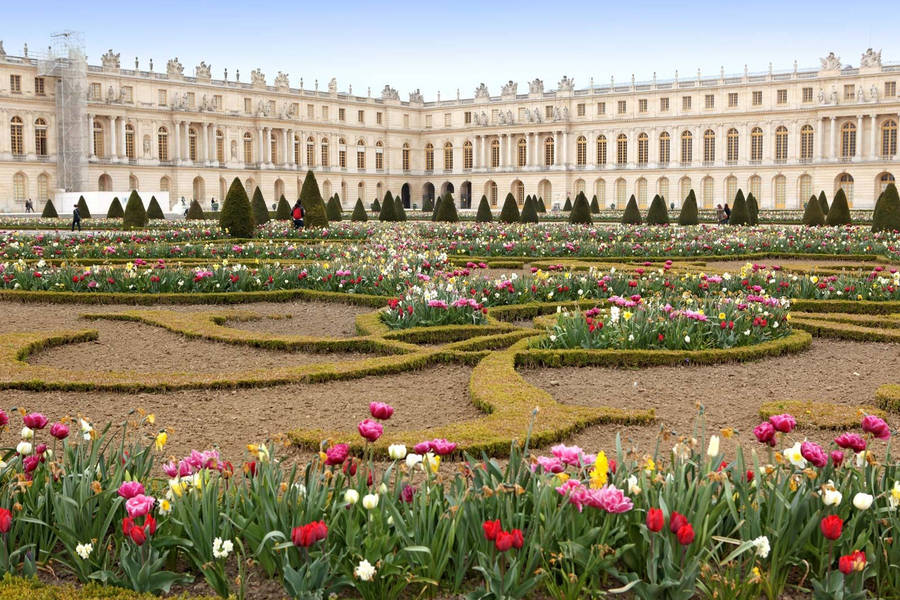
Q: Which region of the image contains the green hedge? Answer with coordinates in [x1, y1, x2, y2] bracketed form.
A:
[0, 576, 217, 600]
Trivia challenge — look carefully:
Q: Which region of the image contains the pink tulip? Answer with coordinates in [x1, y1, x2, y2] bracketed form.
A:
[23, 413, 49, 430]
[369, 402, 394, 420]
[532, 456, 565, 473]
[591, 484, 634, 514]
[125, 494, 155, 518]
[428, 438, 457, 456]
[117, 481, 145, 500]
[162, 461, 179, 478]
[0, 410, 8, 427]
[357, 419, 383, 443]
[325, 443, 349, 465]
[413, 441, 431, 454]
[768, 414, 796, 434]
[861, 415, 891, 440]
[49, 422, 69, 440]
[753, 422, 776, 446]
[830, 450, 844, 466]
[800, 441, 827, 468]
[551, 444, 588, 467]
[834, 432, 867, 453]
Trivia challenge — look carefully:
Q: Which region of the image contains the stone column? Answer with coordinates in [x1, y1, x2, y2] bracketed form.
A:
[856, 115, 863, 160]
[480, 135, 486, 169]
[257, 128, 263, 165]
[870, 114, 878, 158]
[200, 122, 208, 164]
[498, 135, 505, 168]
[285, 129, 292, 166]
[813, 119, 820, 162]
[173, 119, 180, 162]
[829, 116, 836, 160]
[562, 131, 568, 167]
[554, 131, 560, 166]
[120, 118, 127, 160]
[88, 114, 96, 159]
[473, 136, 480, 169]
[109, 116, 118, 161]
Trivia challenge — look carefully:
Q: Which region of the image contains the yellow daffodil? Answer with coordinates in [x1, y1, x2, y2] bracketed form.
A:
[154, 431, 167, 451]
[590, 451, 609, 489]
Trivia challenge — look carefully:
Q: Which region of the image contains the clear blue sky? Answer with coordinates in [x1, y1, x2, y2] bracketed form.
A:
[3, 0, 896, 99]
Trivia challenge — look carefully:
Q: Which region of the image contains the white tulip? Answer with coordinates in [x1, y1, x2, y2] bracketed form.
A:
[362, 493, 379, 510]
[20, 427, 33, 440]
[344, 489, 359, 505]
[853, 492, 874, 511]
[707, 435, 720, 457]
[355, 559, 376, 581]
[405, 453, 423, 469]
[16, 441, 33, 456]
[388, 444, 407, 460]
[822, 488, 843, 507]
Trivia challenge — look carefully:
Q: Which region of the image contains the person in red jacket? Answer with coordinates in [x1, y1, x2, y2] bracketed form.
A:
[291, 200, 305, 229]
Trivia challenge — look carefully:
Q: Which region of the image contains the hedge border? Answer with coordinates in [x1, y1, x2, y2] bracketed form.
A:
[876, 384, 900, 412]
[792, 317, 900, 343]
[758, 400, 885, 429]
[0, 575, 218, 600]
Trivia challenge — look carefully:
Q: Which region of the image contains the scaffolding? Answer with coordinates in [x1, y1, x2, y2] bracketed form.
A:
[38, 31, 87, 192]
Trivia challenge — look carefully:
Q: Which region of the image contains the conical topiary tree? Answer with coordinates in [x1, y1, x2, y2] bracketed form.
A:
[818, 191, 829, 216]
[678, 189, 699, 225]
[251, 187, 270, 225]
[378, 191, 396, 222]
[147, 196, 165, 220]
[434, 193, 459, 222]
[106, 197, 124, 219]
[219, 178, 255, 237]
[394, 195, 407, 222]
[646, 194, 669, 225]
[326, 194, 343, 221]
[590, 195, 600, 214]
[186, 199, 205, 220]
[371, 198, 381, 212]
[873, 184, 900, 232]
[569, 191, 592, 225]
[537, 197, 546, 212]
[563, 197, 572, 211]
[802, 195, 826, 226]
[123, 190, 148, 230]
[76, 195, 91, 219]
[431, 195, 443, 222]
[476, 195, 493, 223]
[351, 198, 368, 222]
[826, 188, 852, 226]
[41, 199, 58, 218]
[520, 195, 539, 223]
[747, 193, 759, 225]
[729, 189, 749, 226]
[276, 194, 291, 220]
[499, 193, 520, 223]
[422, 196, 434, 212]
[622, 194, 642, 225]
[298, 171, 328, 228]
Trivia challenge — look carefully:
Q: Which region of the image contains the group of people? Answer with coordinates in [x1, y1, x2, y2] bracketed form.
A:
[716, 203, 732, 224]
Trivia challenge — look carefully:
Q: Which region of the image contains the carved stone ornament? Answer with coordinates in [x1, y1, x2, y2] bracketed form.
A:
[860, 48, 882, 69]
[819, 52, 841, 71]
[101, 49, 120, 70]
[532, 108, 542, 123]
[0, 41, 5, 59]
[409, 89, 424, 103]
[274, 71, 289, 89]
[251, 68, 266, 88]
[474, 83, 490, 99]
[380, 85, 399, 101]
[195, 61, 212, 80]
[528, 78, 544, 95]
[167, 57, 184, 78]
[501, 80, 517, 96]
[328, 77, 337, 94]
[557, 75, 574, 92]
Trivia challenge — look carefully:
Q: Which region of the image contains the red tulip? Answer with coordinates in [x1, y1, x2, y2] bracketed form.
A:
[821, 515, 843, 541]
[145, 514, 157, 535]
[291, 525, 314, 547]
[310, 520, 328, 542]
[482, 519, 501, 541]
[676, 523, 695, 545]
[129, 525, 146, 546]
[122, 517, 134, 536]
[753, 422, 776, 446]
[838, 550, 866, 574]
[495, 531, 514, 552]
[646, 508, 665, 532]
[510, 529, 524, 549]
[243, 461, 257, 477]
[0, 410, 9, 427]
[669, 511, 687, 534]
[0, 508, 12, 533]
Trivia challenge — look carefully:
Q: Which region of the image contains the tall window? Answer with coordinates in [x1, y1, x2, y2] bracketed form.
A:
[749, 175, 761, 201]
[800, 125, 814, 160]
[726, 176, 737, 202]
[93, 120, 104, 157]
[615, 178, 626, 206]
[243, 133, 253, 163]
[37, 174, 48, 201]
[799, 174, 812, 202]
[338, 138, 346, 169]
[636, 178, 647, 208]
[13, 173, 25, 201]
[680, 177, 691, 203]
[217, 130, 226, 163]
[576, 136, 587, 166]
[375, 141, 384, 170]
[491, 139, 500, 168]
[320, 138, 329, 167]
[841, 122, 856, 158]
[838, 173, 854, 205]
[34, 77, 45, 96]
[658, 132, 670, 165]
[357, 140, 366, 169]
[726, 128, 739, 163]
[703, 129, 715, 163]
[425, 144, 434, 171]
[306, 137, 315, 166]
[488, 181, 498, 206]
[10, 117, 23, 155]
[774, 175, 786, 209]
[750, 127, 763, 161]
[544, 136, 554, 166]
[658, 178, 669, 203]
[188, 128, 197, 161]
[616, 134, 627, 165]
[702, 177, 714, 209]
[680, 130, 692, 164]
[34, 118, 47, 156]
[881, 120, 898, 157]
[775, 126, 788, 161]
[463, 140, 473, 170]
[402, 143, 410, 171]
[272, 135, 280, 165]
[597, 135, 607, 165]
[517, 138, 527, 167]
[157, 127, 168, 161]
[123, 123, 134, 159]
[880, 172, 896, 193]
[10, 75, 21, 93]
[443, 142, 453, 171]
[515, 181, 525, 203]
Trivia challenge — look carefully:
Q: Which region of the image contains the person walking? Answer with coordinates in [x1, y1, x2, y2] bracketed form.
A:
[291, 200, 305, 229]
[723, 202, 731, 224]
[25, 198, 33, 213]
[715, 204, 725, 224]
[71, 204, 81, 231]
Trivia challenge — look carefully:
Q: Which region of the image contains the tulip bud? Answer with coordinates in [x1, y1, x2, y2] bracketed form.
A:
[378, 483, 388, 495]
[344, 489, 359, 505]
[20, 427, 34, 440]
[706, 435, 720, 458]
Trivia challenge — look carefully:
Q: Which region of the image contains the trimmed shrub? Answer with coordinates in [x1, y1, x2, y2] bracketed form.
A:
[802, 194, 826, 226]
[826, 188, 852, 226]
[41, 199, 58, 218]
[818, 190, 829, 216]
[646, 194, 669, 225]
[251, 187, 270, 225]
[747, 193, 759, 225]
[219, 178, 255, 237]
[678, 189, 699, 225]
[431, 195, 442, 222]
[186, 199, 204, 220]
[434, 193, 459, 222]
[106, 197, 124, 219]
[394, 196, 407, 222]
[590, 195, 600, 214]
[873, 183, 900, 232]
[275, 194, 291, 220]
[123, 190, 148, 230]
[422, 196, 434, 212]
[499, 193, 520, 223]
[568, 191, 592, 225]
[379, 191, 396, 222]
[351, 198, 368, 222]
[729, 189, 749, 226]
[371, 198, 381, 212]
[622, 194, 642, 225]
[76, 195, 91, 219]
[476, 195, 493, 223]
[563, 197, 572, 211]
[298, 171, 329, 228]
[520, 195, 539, 223]
[147, 196, 165, 220]
[326, 194, 343, 221]
[537, 197, 546, 212]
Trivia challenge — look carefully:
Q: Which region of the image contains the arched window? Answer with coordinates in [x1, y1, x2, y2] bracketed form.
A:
[750, 127, 763, 161]
[375, 141, 384, 170]
[726, 128, 739, 163]
[615, 178, 626, 206]
[243, 132, 253, 164]
[514, 180, 525, 203]
[357, 139, 366, 170]
[881, 120, 898, 157]
[596, 135, 607, 165]
[680, 177, 691, 203]
[841, 122, 856, 158]
[12, 172, 25, 202]
[424, 143, 434, 171]
[774, 174, 786, 209]
[124, 123, 134, 159]
[188, 128, 197, 161]
[774, 126, 788, 162]
[658, 132, 670, 165]
[616, 134, 627, 165]
[338, 137, 346, 169]
[702, 176, 714, 209]
[799, 174, 812, 202]
[402, 142, 410, 171]
[576, 136, 587, 166]
[160, 177, 170, 192]
[726, 176, 737, 202]
[800, 125, 814, 161]
[34, 118, 47, 156]
[595, 179, 606, 206]
[680, 130, 692, 164]
[488, 181, 498, 206]
[463, 140, 473, 170]
[491, 139, 500, 168]
[703, 129, 715, 163]
[544, 136, 555, 166]
[517, 138, 527, 167]
[636, 178, 647, 208]
[658, 177, 669, 203]
[157, 127, 169, 161]
[217, 130, 225, 163]
[880, 172, 896, 193]
[637, 133, 648, 166]
[749, 175, 761, 202]
[9, 117, 23, 156]
[443, 142, 453, 171]
[320, 138, 329, 167]
[306, 136, 315, 166]
[37, 173, 49, 201]
[838, 173, 854, 205]
[93, 119, 104, 157]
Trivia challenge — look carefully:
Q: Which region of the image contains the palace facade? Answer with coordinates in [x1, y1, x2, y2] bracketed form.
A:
[0, 40, 898, 212]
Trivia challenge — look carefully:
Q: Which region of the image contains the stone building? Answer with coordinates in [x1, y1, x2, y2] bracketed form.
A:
[0, 41, 897, 212]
